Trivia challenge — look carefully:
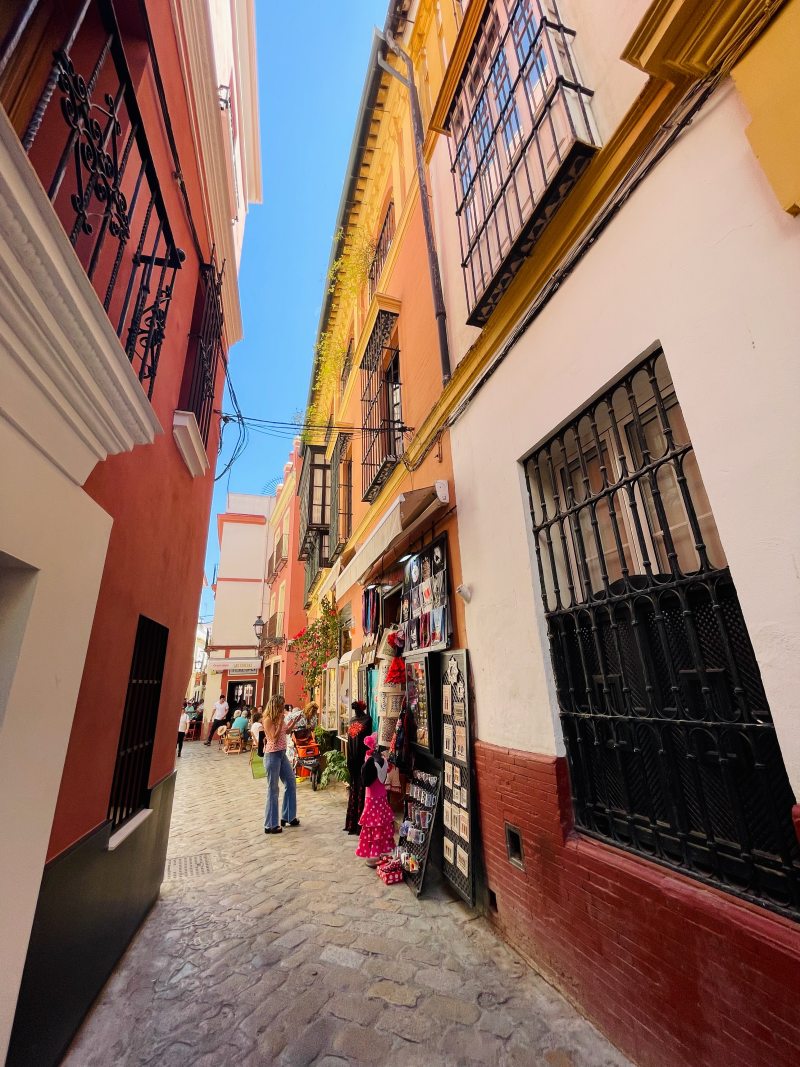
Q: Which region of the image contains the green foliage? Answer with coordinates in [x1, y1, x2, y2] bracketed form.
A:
[291, 597, 340, 697]
[319, 749, 350, 789]
[314, 725, 335, 753]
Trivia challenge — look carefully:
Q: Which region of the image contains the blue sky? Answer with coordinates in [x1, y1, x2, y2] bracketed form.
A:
[200, 0, 387, 621]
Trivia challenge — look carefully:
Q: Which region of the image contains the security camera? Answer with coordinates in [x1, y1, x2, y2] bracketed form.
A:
[455, 584, 472, 603]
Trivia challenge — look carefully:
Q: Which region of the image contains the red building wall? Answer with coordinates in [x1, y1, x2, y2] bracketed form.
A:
[46, 7, 226, 860]
[474, 741, 800, 1067]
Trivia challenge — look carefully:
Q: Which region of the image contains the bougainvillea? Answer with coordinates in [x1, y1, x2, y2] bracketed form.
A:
[291, 597, 340, 696]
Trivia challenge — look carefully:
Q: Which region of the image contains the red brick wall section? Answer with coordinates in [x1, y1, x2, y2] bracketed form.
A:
[474, 740, 800, 1067]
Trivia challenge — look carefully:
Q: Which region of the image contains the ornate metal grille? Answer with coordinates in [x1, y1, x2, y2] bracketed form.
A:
[304, 531, 329, 608]
[329, 432, 352, 562]
[340, 339, 353, 394]
[445, 0, 597, 325]
[0, 0, 184, 397]
[181, 259, 224, 445]
[361, 310, 402, 502]
[524, 349, 799, 917]
[108, 614, 168, 833]
[368, 201, 395, 300]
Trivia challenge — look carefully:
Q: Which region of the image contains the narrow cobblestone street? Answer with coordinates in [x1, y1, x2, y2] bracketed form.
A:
[63, 743, 631, 1067]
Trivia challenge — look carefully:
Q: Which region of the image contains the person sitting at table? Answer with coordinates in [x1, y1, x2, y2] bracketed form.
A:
[231, 708, 249, 738]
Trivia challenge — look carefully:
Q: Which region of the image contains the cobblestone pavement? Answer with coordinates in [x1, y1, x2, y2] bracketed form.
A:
[63, 741, 632, 1067]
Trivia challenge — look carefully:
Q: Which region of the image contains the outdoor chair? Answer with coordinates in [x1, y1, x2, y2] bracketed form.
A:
[224, 728, 243, 754]
[185, 718, 201, 742]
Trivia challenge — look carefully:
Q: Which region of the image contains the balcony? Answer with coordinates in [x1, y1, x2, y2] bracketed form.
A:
[446, 0, 598, 326]
[0, 0, 185, 397]
[298, 445, 331, 560]
[180, 259, 224, 446]
[260, 612, 285, 650]
[266, 537, 288, 583]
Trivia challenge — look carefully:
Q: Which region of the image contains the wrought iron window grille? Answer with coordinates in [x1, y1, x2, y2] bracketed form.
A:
[181, 256, 225, 446]
[340, 339, 354, 395]
[108, 614, 168, 833]
[304, 531, 330, 608]
[368, 201, 396, 301]
[361, 310, 403, 503]
[446, 0, 598, 325]
[0, 0, 186, 397]
[524, 348, 800, 918]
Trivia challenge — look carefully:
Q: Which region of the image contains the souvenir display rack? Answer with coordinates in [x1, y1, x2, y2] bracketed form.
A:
[398, 767, 441, 896]
[399, 533, 451, 655]
[440, 649, 475, 906]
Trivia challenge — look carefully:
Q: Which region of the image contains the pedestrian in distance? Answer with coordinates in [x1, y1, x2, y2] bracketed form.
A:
[204, 693, 229, 745]
[263, 693, 299, 834]
[355, 734, 395, 866]
[177, 707, 189, 758]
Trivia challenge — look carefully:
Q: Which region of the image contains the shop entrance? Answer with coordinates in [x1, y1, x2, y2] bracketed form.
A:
[227, 678, 256, 712]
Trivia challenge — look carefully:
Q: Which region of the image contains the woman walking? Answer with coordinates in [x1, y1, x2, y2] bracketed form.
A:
[263, 694, 299, 835]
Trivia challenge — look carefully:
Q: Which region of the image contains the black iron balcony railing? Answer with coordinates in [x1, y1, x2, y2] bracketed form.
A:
[181, 257, 224, 445]
[260, 611, 285, 648]
[446, 0, 598, 326]
[298, 444, 331, 561]
[266, 536, 288, 583]
[329, 432, 352, 562]
[0, 0, 184, 397]
[367, 201, 395, 301]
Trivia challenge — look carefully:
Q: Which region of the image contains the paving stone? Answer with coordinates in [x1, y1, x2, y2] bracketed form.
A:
[332, 1022, 393, 1063]
[366, 979, 420, 1007]
[60, 744, 632, 1067]
[419, 993, 481, 1025]
[327, 994, 382, 1026]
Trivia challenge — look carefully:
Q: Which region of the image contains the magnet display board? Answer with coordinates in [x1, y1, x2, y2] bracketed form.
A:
[440, 649, 475, 905]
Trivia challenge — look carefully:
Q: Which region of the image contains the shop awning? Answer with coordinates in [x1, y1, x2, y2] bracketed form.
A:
[335, 480, 449, 599]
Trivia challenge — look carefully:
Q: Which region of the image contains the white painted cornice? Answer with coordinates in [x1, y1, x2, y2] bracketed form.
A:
[169, 0, 246, 345]
[0, 109, 161, 487]
[234, 0, 263, 205]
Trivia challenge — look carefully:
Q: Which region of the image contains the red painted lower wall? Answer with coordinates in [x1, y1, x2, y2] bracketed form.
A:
[474, 741, 800, 1067]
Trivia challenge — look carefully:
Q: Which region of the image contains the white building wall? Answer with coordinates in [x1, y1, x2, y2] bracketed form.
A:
[0, 423, 112, 1061]
[449, 82, 800, 790]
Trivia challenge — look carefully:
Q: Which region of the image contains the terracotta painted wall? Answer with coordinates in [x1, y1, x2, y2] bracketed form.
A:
[46, 14, 225, 860]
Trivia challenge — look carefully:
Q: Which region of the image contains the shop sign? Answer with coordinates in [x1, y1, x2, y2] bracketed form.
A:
[208, 658, 261, 675]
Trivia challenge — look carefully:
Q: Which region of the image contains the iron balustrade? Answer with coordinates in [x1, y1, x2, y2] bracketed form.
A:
[298, 444, 331, 560]
[0, 0, 185, 397]
[360, 310, 403, 502]
[524, 349, 800, 918]
[107, 614, 168, 833]
[259, 611, 285, 650]
[181, 258, 224, 446]
[368, 201, 395, 301]
[446, 0, 597, 325]
[267, 536, 287, 583]
[329, 432, 353, 562]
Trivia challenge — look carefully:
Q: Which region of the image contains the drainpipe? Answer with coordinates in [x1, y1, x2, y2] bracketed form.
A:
[378, 29, 451, 386]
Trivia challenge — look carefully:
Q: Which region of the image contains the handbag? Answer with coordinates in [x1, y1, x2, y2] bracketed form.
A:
[250, 749, 266, 780]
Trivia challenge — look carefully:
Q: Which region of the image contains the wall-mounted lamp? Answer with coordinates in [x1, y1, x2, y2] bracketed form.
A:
[253, 615, 265, 640]
[455, 584, 472, 604]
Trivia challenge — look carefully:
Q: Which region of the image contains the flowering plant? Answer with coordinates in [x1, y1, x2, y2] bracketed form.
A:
[291, 597, 340, 696]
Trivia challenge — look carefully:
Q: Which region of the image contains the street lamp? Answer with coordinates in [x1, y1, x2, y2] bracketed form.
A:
[253, 615, 265, 641]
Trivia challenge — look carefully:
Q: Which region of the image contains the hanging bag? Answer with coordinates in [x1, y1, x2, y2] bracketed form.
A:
[251, 748, 266, 780]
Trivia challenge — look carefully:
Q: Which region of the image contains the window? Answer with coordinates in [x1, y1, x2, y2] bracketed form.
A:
[525, 349, 799, 917]
[180, 259, 224, 446]
[329, 433, 353, 561]
[368, 201, 396, 301]
[360, 310, 403, 502]
[445, 0, 598, 325]
[298, 446, 331, 560]
[108, 615, 168, 833]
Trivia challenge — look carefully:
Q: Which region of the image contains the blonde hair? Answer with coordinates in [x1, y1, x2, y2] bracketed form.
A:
[264, 694, 284, 725]
[305, 702, 318, 716]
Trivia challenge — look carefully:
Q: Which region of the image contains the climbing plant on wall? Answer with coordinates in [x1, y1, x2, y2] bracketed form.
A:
[291, 597, 340, 696]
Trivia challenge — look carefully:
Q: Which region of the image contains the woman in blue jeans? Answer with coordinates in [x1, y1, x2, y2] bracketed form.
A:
[262, 694, 299, 834]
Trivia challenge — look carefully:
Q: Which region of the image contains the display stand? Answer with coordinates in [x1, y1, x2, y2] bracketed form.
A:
[398, 767, 441, 897]
[440, 649, 475, 906]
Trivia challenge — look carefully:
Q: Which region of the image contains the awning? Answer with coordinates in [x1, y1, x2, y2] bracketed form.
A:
[336, 480, 449, 599]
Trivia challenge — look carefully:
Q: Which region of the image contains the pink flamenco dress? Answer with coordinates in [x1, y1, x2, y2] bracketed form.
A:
[355, 735, 396, 862]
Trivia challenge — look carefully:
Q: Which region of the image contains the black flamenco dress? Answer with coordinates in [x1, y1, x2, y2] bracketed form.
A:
[344, 715, 372, 833]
